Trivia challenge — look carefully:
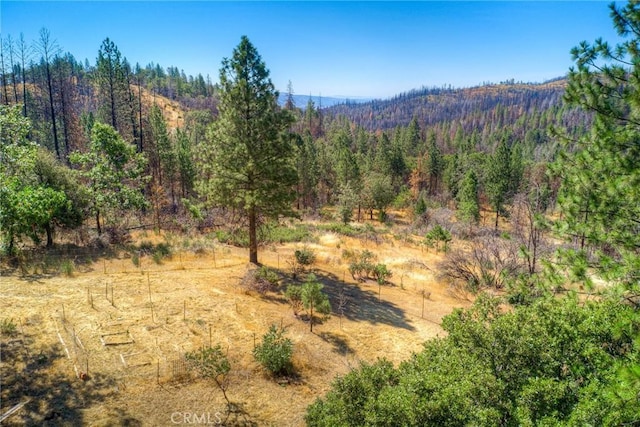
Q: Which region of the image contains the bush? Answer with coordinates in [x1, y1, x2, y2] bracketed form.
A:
[260, 222, 311, 244]
[290, 247, 317, 278]
[60, 259, 75, 277]
[241, 266, 280, 294]
[185, 345, 231, 404]
[1, 318, 17, 336]
[425, 224, 452, 252]
[348, 250, 376, 281]
[373, 263, 392, 285]
[214, 229, 249, 247]
[285, 284, 304, 316]
[295, 247, 316, 267]
[253, 324, 293, 376]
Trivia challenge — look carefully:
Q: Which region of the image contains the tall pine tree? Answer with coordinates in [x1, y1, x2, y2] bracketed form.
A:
[197, 36, 296, 264]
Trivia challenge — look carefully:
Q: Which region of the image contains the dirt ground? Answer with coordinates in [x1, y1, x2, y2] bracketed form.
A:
[1, 227, 472, 426]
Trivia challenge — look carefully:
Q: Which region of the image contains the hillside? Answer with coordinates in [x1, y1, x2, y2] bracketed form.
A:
[324, 79, 576, 131]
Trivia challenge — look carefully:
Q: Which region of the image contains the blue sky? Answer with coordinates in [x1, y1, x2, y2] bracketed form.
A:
[1, 1, 623, 98]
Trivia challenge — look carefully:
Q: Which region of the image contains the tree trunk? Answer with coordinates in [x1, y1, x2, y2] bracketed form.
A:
[249, 205, 258, 265]
[495, 210, 499, 230]
[96, 210, 102, 235]
[45, 224, 54, 247]
[44, 62, 61, 159]
[0, 41, 8, 104]
[137, 76, 144, 152]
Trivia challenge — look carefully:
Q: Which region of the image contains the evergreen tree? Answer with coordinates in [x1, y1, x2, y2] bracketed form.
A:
[197, 36, 296, 264]
[457, 170, 480, 224]
[426, 131, 443, 195]
[556, 1, 640, 292]
[485, 138, 513, 229]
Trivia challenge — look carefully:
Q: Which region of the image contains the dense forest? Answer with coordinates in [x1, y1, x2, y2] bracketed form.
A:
[1, 1, 639, 424]
[0, 27, 590, 249]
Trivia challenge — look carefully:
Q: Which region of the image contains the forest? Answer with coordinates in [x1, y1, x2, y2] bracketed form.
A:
[1, 2, 639, 425]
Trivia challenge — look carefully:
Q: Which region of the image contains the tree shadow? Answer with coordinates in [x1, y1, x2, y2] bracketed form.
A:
[0, 340, 140, 426]
[1, 242, 118, 281]
[317, 331, 354, 356]
[313, 271, 415, 331]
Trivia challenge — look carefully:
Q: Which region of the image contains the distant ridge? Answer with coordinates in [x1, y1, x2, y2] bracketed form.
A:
[278, 94, 372, 109]
[324, 78, 569, 131]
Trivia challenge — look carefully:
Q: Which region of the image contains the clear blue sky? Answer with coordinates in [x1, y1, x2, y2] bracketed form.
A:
[1, 1, 623, 99]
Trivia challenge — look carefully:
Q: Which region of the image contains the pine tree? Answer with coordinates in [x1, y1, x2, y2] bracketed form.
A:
[556, 1, 640, 291]
[485, 138, 512, 229]
[457, 170, 480, 224]
[197, 36, 296, 264]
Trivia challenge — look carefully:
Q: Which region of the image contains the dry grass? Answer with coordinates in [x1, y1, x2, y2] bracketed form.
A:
[0, 228, 470, 426]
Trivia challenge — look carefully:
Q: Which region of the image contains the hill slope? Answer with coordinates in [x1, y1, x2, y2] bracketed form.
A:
[324, 79, 575, 131]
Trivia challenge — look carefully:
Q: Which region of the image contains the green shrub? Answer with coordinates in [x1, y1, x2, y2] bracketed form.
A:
[349, 250, 377, 281]
[289, 247, 317, 279]
[373, 263, 392, 285]
[261, 223, 311, 244]
[256, 266, 279, 287]
[60, 259, 75, 277]
[295, 247, 316, 267]
[138, 241, 154, 254]
[425, 225, 452, 252]
[185, 345, 231, 404]
[253, 324, 293, 376]
[1, 318, 17, 337]
[214, 229, 249, 247]
[285, 284, 304, 316]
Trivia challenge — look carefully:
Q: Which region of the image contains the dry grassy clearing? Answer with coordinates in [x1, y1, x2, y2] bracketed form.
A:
[1, 226, 471, 426]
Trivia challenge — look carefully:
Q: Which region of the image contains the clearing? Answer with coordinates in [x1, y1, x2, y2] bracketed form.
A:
[1, 224, 471, 426]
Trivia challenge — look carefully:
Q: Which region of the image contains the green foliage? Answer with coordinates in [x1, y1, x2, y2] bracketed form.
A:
[290, 246, 317, 278]
[294, 247, 316, 267]
[315, 222, 361, 237]
[348, 249, 376, 281]
[305, 359, 399, 427]
[373, 263, 392, 285]
[336, 183, 357, 224]
[484, 136, 522, 229]
[414, 194, 427, 218]
[260, 222, 311, 244]
[424, 225, 452, 252]
[214, 229, 249, 247]
[186, 345, 230, 379]
[0, 106, 86, 250]
[196, 36, 297, 264]
[253, 324, 293, 376]
[185, 345, 231, 403]
[306, 294, 640, 426]
[554, 1, 640, 293]
[300, 274, 331, 332]
[285, 283, 304, 316]
[456, 170, 480, 224]
[70, 123, 148, 234]
[59, 259, 75, 277]
[255, 266, 279, 287]
[392, 187, 412, 209]
[362, 171, 395, 222]
[0, 318, 18, 337]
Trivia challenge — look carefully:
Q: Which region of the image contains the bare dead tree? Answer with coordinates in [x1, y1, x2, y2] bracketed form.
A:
[440, 234, 523, 293]
[34, 28, 62, 159]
